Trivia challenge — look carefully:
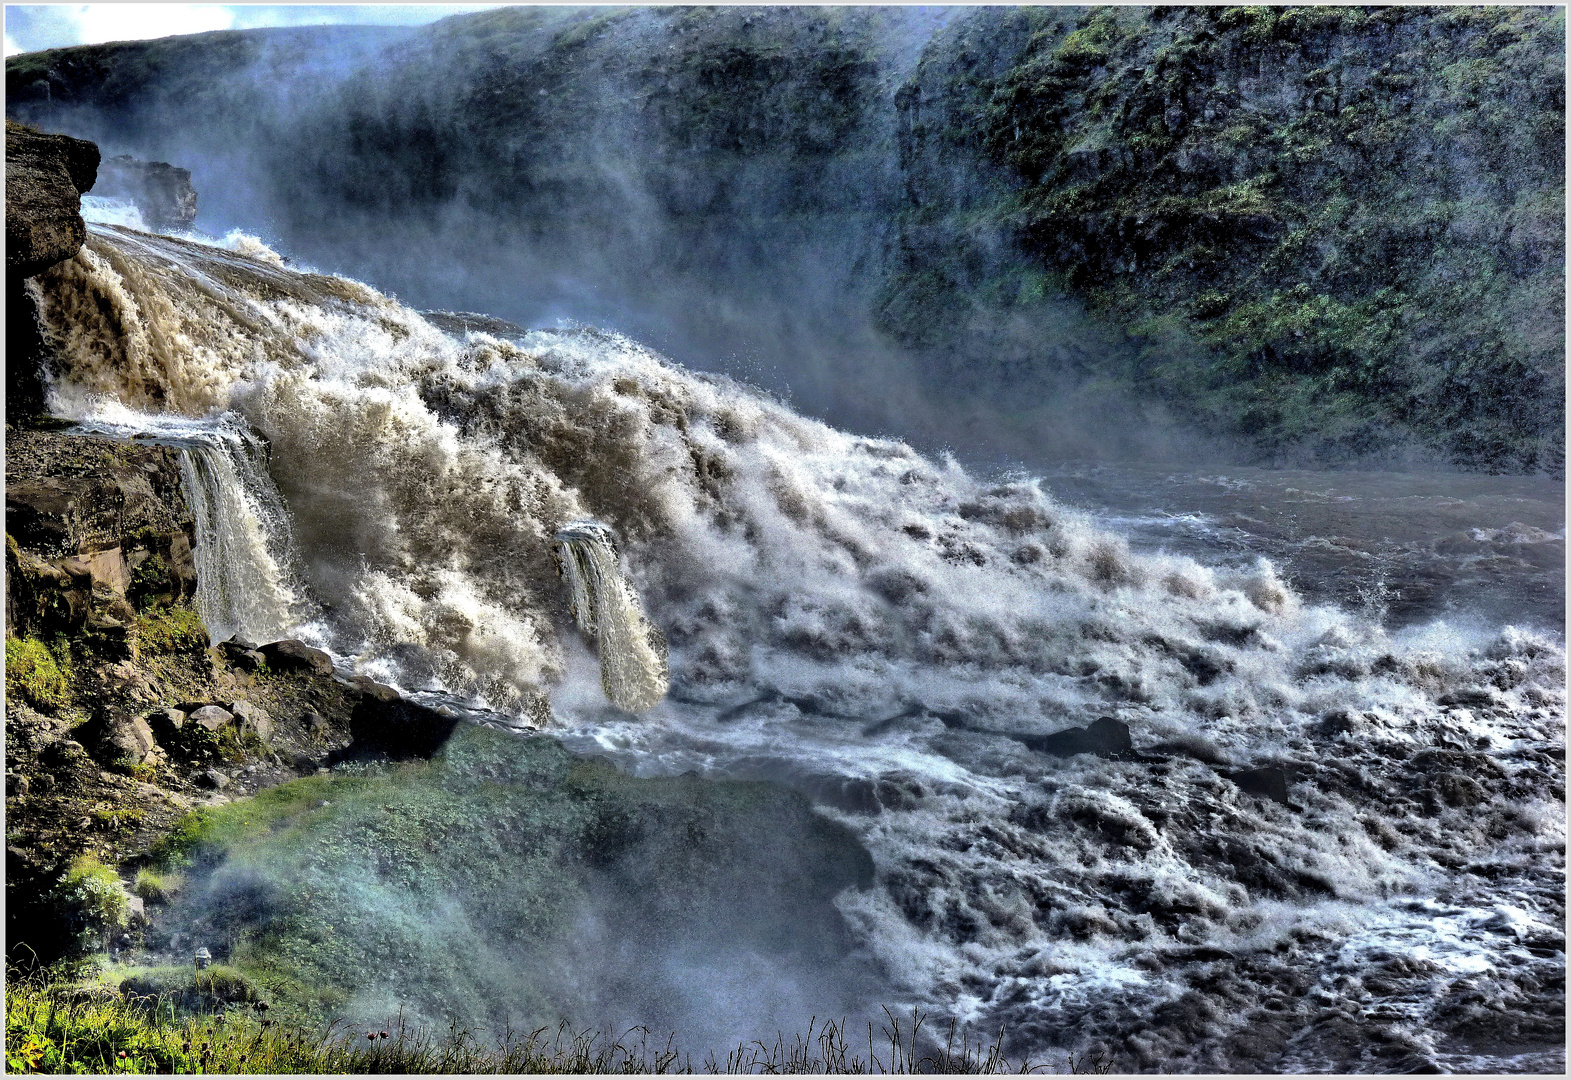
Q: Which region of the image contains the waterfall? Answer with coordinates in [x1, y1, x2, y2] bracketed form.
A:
[65, 410, 308, 646]
[553, 520, 669, 712]
[178, 425, 306, 644]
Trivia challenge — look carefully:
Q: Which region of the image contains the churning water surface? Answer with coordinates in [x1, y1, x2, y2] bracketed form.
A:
[28, 221, 1566, 1072]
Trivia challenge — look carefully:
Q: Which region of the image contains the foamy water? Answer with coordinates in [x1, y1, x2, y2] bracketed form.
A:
[28, 223, 1565, 1071]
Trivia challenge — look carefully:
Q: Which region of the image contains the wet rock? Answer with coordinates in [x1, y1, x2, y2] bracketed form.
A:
[94, 154, 198, 230]
[1430, 772, 1487, 808]
[347, 687, 461, 760]
[1022, 716, 1133, 758]
[259, 639, 333, 676]
[188, 705, 235, 732]
[1225, 766, 1291, 805]
[219, 637, 268, 672]
[344, 674, 400, 703]
[5, 120, 99, 279]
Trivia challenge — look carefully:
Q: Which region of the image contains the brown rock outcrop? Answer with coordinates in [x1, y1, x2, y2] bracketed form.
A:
[5, 120, 98, 279]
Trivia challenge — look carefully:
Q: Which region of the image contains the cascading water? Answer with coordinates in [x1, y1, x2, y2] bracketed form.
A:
[177, 423, 307, 644]
[25, 221, 1565, 1071]
[66, 409, 313, 646]
[554, 520, 669, 712]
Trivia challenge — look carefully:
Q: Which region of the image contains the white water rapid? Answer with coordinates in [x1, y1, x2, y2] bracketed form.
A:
[27, 222, 1566, 1072]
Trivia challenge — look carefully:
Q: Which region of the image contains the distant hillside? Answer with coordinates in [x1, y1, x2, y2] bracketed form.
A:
[8, 6, 1563, 471]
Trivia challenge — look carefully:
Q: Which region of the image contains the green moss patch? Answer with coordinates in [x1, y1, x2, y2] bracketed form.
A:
[5, 634, 73, 711]
[134, 606, 209, 656]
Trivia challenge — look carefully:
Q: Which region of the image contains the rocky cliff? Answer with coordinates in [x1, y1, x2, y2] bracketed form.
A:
[7, 120, 100, 423]
[96, 155, 198, 229]
[4, 7, 1562, 470]
[5, 119, 99, 278]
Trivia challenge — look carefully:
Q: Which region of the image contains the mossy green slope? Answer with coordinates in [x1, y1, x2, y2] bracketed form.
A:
[139, 724, 875, 1032]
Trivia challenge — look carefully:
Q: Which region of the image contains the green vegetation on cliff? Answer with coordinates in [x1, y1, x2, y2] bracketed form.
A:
[971, 6, 1564, 469]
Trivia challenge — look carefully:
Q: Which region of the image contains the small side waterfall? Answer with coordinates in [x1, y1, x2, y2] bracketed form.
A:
[179, 425, 306, 644]
[66, 411, 308, 645]
[553, 521, 669, 712]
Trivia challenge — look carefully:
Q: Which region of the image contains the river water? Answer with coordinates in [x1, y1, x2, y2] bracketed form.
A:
[30, 219, 1566, 1072]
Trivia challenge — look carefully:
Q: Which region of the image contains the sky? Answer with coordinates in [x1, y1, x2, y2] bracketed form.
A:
[3, 4, 506, 55]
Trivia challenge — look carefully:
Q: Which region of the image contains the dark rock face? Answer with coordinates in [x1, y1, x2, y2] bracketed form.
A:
[5, 120, 98, 279]
[345, 688, 461, 760]
[1225, 766, 1292, 806]
[95, 155, 197, 230]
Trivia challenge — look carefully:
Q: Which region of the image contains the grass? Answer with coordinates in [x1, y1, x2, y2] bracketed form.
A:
[4, 974, 1070, 1073]
[131, 868, 182, 905]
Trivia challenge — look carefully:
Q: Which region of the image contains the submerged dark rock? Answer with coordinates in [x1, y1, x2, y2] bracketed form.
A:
[1224, 766, 1291, 806]
[1022, 716, 1134, 758]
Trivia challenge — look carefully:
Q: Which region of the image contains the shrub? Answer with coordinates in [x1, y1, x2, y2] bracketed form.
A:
[5, 635, 72, 710]
[56, 856, 129, 953]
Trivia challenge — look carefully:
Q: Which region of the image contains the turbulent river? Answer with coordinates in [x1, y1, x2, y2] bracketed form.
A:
[29, 217, 1566, 1072]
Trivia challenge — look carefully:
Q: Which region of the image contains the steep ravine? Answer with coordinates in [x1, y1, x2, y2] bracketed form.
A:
[7, 5, 1562, 471]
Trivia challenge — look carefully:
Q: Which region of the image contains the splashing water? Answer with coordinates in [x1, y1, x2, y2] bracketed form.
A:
[554, 520, 670, 712]
[25, 222, 1565, 1071]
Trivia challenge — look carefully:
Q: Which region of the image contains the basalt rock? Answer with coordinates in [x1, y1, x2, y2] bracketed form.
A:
[258, 640, 333, 676]
[1224, 766, 1292, 806]
[5, 120, 98, 279]
[187, 706, 235, 733]
[345, 687, 462, 760]
[4, 428, 197, 639]
[95, 155, 197, 230]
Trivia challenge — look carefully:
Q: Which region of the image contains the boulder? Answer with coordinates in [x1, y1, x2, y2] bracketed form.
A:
[5, 120, 99, 279]
[95, 155, 197, 230]
[197, 768, 230, 790]
[219, 637, 267, 672]
[145, 707, 187, 741]
[90, 708, 158, 766]
[300, 707, 330, 736]
[344, 674, 400, 703]
[188, 706, 235, 732]
[229, 700, 273, 741]
[1021, 717, 1134, 758]
[348, 687, 461, 760]
[259, 639, 333, 676]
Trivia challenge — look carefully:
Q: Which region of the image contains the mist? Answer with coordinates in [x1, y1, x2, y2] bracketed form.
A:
[8, 6, 1247, 472]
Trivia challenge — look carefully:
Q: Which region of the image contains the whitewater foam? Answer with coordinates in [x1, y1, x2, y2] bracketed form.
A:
[27, 224, 1565, 1071]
